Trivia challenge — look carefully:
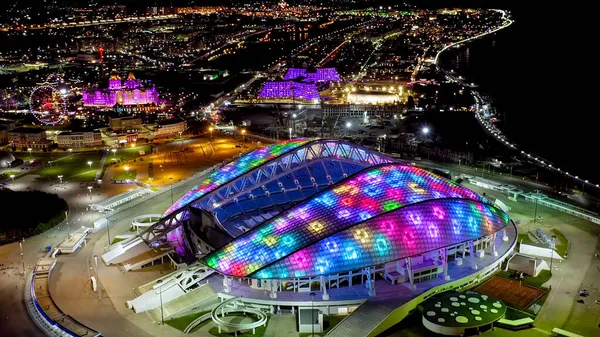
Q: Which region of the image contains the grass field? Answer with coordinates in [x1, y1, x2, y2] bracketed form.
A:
[33, 152, 104, 182]
[551, 228, 569, 257]
[517, 233, 534, 245]
[111, 237, 126, 245]
[299, 315, 346, 337]
[165, 310, 211, 332]
[113, 145, 152, 163]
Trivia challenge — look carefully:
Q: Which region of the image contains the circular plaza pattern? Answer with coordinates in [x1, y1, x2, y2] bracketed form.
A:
[422, 291, 506, 336]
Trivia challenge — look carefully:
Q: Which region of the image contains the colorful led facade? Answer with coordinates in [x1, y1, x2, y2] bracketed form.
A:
[258, 67, 340, 101]
[163, 138, 316, 216]
[203, 163, 508, 279]
[259, 81, 320, 101]
[82, 72, 159, 107]
[283, 68, 341, 82]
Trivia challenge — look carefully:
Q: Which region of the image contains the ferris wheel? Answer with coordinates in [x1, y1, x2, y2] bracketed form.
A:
[29, 85, 68, 125]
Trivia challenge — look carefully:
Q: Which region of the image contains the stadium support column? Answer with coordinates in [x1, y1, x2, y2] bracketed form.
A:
[223, 276, 231, 293]
[365, 268, 376, 297]
[320, 276, 330, 300]
[492, 233, 498, 257]
[405, 258, 415, 290]
[440, 248, 450, 280]
[270, 280, 278, 299]
[469, 240, 478, 270]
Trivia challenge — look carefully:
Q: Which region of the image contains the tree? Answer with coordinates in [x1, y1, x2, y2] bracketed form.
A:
[407, 95, 415, 110]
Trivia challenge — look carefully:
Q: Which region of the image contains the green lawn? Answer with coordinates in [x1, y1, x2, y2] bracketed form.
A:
[551, 228, 569, 258]
[111, 237, 126, 245]
[33, 152, 104, 182]
[207, 314, 269, 336]
[0, 171, 21, 178]
[522, 270, 552, 288]
[113, 145, 151, 163]
[299, 315, 346, 337]
[113, 169, 137, 181]
[517, 233, 534, 245]
[504, 308, 535, 320]
[165, 310, 211, 332]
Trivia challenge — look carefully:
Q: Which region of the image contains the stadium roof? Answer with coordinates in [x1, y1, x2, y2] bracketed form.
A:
[164, 138, 316, 216]
[203, 163, 509, 279]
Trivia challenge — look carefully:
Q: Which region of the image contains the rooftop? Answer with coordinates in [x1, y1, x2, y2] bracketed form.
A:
[9, 127, 45, 134]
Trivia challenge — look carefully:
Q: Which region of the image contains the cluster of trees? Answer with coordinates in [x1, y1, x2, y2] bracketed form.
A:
[0, 190, 68, 245]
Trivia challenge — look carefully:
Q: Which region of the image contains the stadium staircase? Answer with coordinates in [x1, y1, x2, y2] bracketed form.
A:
[326, 300, 396, 337]
[147, 283, 218, 322]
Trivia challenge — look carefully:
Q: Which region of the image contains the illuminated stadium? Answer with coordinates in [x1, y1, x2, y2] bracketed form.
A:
[106, 139, 517, 335]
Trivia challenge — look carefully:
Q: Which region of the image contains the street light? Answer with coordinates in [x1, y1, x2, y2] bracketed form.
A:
[289, 127, 293, 140]
[241, 129, 247, 142]
[19, 239, 25, 276]
[111, 148, 117, 157]
[28, 148, 32, 160]
[209, 126, 214, 140]
[310, 292, 316, 337]
[169, 177, 174, 205]
[346, 121, 352, 128]
[87, 185, 93, 200]
[87, 161, 92, 169]
[58, 175, 63, 184]
[549, 235, 557, 271]
[94, 254, 101, 299]
[422, 127, 430, 135]
[157, 279, 164, 325]
[68, 148, 72, 153]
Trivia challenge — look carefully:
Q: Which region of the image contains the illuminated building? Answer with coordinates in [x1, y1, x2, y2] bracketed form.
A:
[138, 139, 510, 281]
[57, 130, 103, 148]
[104, 139, 516, 332]
[347, 90, 399, 105]
[8, 127, 52, 149]
[259, 68, 340, 101]
[259, 81, 320, 101]
[82, 72, 159, 107]
[283, 68, 341, 82]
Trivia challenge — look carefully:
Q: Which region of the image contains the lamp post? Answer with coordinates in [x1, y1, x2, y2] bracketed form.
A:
[310, 292, 316, 337]
[550, 235, 557, 272]
[87, 161, 92, 169]
[289, 127, 293, 140]
[68, 148, 72, 154]
[241, 129, 247, 142]
[157, 279, 164, 325]
[10, 174, 15, 187]
[87, 185, 93, 200]
[106, 218, 111, 247]
[209, 126, 214, 140]
[169, 177, 174, 205]
[28, 148, 32, 160]
[94, 254, 101, 299]
[533, 189, 540, 224]
[19, 239, 25, 276]
[58, 175, 63, 184]
[66, 211, 70, 239]
[111, 148, 117, 158]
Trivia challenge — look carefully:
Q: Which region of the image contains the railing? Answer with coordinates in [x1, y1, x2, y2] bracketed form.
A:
[211, 297, 268, 334]
[24, 258, 101, 337]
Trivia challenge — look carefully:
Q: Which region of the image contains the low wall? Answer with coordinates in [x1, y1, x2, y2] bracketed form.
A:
[24, 256, 101, 337]
[519, 243, 563, 260]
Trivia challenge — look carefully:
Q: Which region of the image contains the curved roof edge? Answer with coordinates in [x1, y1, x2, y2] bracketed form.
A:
[162, 138, 395, 218]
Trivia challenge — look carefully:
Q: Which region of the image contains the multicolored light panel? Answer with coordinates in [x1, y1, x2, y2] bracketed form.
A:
[254, 199, 508, 279]
[203, 163, 494, 277]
